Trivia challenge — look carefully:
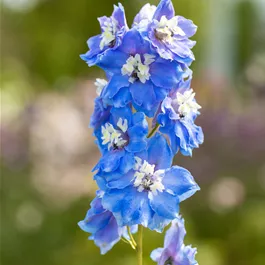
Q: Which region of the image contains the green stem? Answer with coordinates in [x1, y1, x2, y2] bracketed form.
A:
[127, 226, 137, 249]
[137, 226, 143, 265]
[147, 123, 159, 138]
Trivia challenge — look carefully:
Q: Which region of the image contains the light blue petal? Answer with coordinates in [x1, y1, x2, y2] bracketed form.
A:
[150, 248, 164, 262]
[177, 16, 197, 38]
[113, 3, 128, 29]
[163, 166, 200, 202]
[94, 216, 121, 255]
[149, 192, 179, 220]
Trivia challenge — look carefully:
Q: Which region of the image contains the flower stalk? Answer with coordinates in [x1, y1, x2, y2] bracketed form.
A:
[137, 226, 143, 265]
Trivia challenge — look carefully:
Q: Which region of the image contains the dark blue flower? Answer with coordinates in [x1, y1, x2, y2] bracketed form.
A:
[151, 217, 198, 265]
[97, 29, 185, 117]
[96, 133, 199, 232]
[157, 75, 204, 156]
[78, 192, 137, 255]
[93, 106, 148, 174]
[137, 0, 197, 65]
[80, 3, 128, 66]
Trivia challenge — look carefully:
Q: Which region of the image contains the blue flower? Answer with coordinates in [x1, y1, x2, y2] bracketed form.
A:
[78, 192, 137, 255]
[156, 75, 204, 156]
[151, 217, 198, 265]
[80, 3, 128, 66]
[93, 106, 148, 174]
[96, 133, 199, 232]
[97, 29, 185, 117]
[137, 0, 197, 65]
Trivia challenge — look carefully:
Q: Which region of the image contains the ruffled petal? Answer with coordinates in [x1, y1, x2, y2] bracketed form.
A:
[153, 0, 175, 21]
[177, 16, 197, 38]
[113, 3, 128, 29]
[102, 74, 130, 99]
[78, 211, 111, 234]
[80, 35, 102, 66]
[97, 49, 128, 74]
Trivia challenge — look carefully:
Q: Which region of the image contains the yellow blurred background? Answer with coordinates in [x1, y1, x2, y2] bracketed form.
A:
[1, 0, 265, 264]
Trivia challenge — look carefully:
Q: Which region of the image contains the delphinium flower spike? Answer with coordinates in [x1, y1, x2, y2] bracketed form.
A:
[79, 1, 203, 264]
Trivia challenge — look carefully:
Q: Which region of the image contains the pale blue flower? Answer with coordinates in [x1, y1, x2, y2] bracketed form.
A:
[151, 217, 198, 265]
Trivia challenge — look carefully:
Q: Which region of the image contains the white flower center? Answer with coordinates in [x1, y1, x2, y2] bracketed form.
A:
[155, 16, 185, 44]
[94, 78, 108, 96]
[121, 54, 155, 83]
[133, 157, 165, 195]
[101, 118, 128, 150]
[100, 18, 118, 50]
[172, 89, 201, 118]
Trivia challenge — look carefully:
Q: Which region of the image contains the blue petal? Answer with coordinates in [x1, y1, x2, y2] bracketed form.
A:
[126, 112, 148, 152]
[133, 3, 156, 25]
[118, 152, 135, 174]
[78, 211, 111, 234]
[106, 170, 134, 190]
[90, 97, 111, 130]
[93, 216, 121, 255]
[94, 173, 108, 191]
[147, 133, 173, 170]
[113, 3, 128, 29]
[102, 74, 129, 99]
[148, 213, 171, 233]
[149, 191, 179, 220]
[119, 29, 151, 55]
[150, 248, 164, 262]
[163, 166, 200, 202]
[110, 106, 132, 126]
[150, 60, 181, 89]
[99, 150, 125, 172]
[97, 49, 128, 74]
[102, 186, 154, 227]
[80, 35, 102, 66]
[177, 16, 197, 38]
[153, 0, 175, 21]
[112, 86, 132, 107]
[90, 196, 105, 215]
[164, 218, 185, 253]
[130, 81, 158, 116]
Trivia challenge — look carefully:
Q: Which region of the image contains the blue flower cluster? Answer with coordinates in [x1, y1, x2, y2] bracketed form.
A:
[79, 0, 203, 263]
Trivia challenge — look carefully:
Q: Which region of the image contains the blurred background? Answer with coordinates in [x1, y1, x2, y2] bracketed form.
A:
[1, 0, 265, 264]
